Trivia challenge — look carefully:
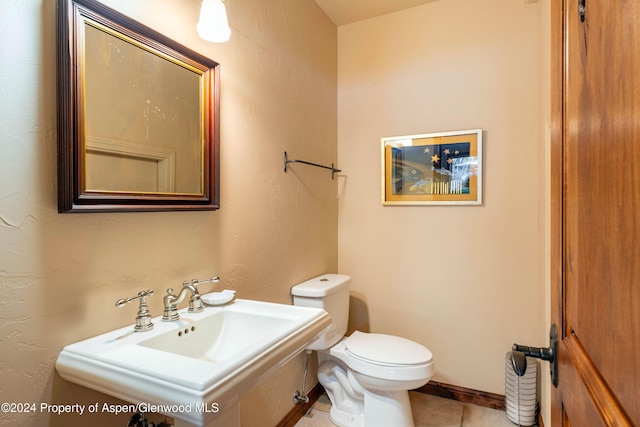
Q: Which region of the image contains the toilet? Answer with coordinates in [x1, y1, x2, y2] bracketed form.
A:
[291, 274, 434, 427]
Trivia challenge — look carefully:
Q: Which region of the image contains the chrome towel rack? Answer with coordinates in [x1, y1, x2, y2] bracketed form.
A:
[283, 151, 341, 179]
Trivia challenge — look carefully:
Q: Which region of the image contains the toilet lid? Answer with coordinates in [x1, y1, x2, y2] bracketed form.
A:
[344, 331, 432, 366]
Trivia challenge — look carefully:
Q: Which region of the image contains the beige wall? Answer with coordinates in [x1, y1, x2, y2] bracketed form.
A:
[0, 0, 336, 426]
[1, 0, 555, 425]
[337, 0, 546, 398]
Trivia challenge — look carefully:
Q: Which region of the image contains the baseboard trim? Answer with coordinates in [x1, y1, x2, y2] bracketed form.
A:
[277, 381, 550, 427]
[276, 383, 325, 427]
[415, 380, 506, 411]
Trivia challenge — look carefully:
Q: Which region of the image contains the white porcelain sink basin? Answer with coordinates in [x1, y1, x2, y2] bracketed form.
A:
[56, 299, 330, 426]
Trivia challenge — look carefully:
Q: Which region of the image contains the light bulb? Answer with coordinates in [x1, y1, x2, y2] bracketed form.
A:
[197, 0, 231, 43]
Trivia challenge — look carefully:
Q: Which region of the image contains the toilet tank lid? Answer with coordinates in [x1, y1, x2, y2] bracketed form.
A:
[291, 274, 351, 297]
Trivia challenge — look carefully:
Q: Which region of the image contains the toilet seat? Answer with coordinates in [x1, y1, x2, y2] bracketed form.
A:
[330, 331, 434, 382]
[345, 331, 432, 366]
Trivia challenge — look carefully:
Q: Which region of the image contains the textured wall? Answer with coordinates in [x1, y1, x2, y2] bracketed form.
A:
[337, 0, 545, 395]
[0, 0, 337, 425]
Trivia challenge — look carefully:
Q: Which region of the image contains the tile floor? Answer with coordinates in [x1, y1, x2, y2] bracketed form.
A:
[294, 392, 517, 427]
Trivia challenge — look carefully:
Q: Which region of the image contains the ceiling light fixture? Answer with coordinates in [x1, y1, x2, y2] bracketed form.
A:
[197, 0, 231, 43]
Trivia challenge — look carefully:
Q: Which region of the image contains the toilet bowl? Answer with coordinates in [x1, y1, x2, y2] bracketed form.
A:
[291, 274, 435, 427]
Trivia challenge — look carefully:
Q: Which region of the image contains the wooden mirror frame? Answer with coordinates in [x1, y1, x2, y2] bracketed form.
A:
[57, 0, 220, 212]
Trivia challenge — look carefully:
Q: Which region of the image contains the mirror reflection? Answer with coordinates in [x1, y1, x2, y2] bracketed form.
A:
[83, 23, 203, 195]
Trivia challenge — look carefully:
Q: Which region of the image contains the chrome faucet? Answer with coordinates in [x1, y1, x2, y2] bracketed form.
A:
[162, 276, 220, 321]
[115, 289, 155, 332]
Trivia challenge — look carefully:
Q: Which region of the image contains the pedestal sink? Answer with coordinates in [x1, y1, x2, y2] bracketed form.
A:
[56, 299, 330, 426]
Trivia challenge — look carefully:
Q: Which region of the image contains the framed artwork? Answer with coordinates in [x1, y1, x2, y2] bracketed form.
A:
[381, 129, 482, 205]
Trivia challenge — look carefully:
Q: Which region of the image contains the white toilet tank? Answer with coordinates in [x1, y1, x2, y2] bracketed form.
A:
[291, 274, 350, 350]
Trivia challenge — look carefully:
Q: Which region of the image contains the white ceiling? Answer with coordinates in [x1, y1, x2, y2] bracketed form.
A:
[313, 0, 440, 26]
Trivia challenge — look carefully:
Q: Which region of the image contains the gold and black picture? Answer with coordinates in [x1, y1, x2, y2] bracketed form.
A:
[382, 129, 482, 205]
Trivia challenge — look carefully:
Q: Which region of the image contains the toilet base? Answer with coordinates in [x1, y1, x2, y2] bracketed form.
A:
[327, 388, 414, 427]
[328, 406, 364, 427]
[319, 359, 416, 427]
[362, 388, 414, 427]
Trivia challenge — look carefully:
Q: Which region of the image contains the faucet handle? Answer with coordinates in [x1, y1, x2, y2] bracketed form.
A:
[115, 290, 154, 332]
[188, 276, 220, 289]
[184, 276, 220, 291]
[180, 277, 219, 313]
[199, 276, 221, 285]
[115, 289, 154, 307]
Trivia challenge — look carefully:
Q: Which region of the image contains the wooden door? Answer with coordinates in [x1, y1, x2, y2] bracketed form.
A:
[551, 0, 640, 425]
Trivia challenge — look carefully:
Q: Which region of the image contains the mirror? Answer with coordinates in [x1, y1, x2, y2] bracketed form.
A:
[57, 0, 220, 212]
